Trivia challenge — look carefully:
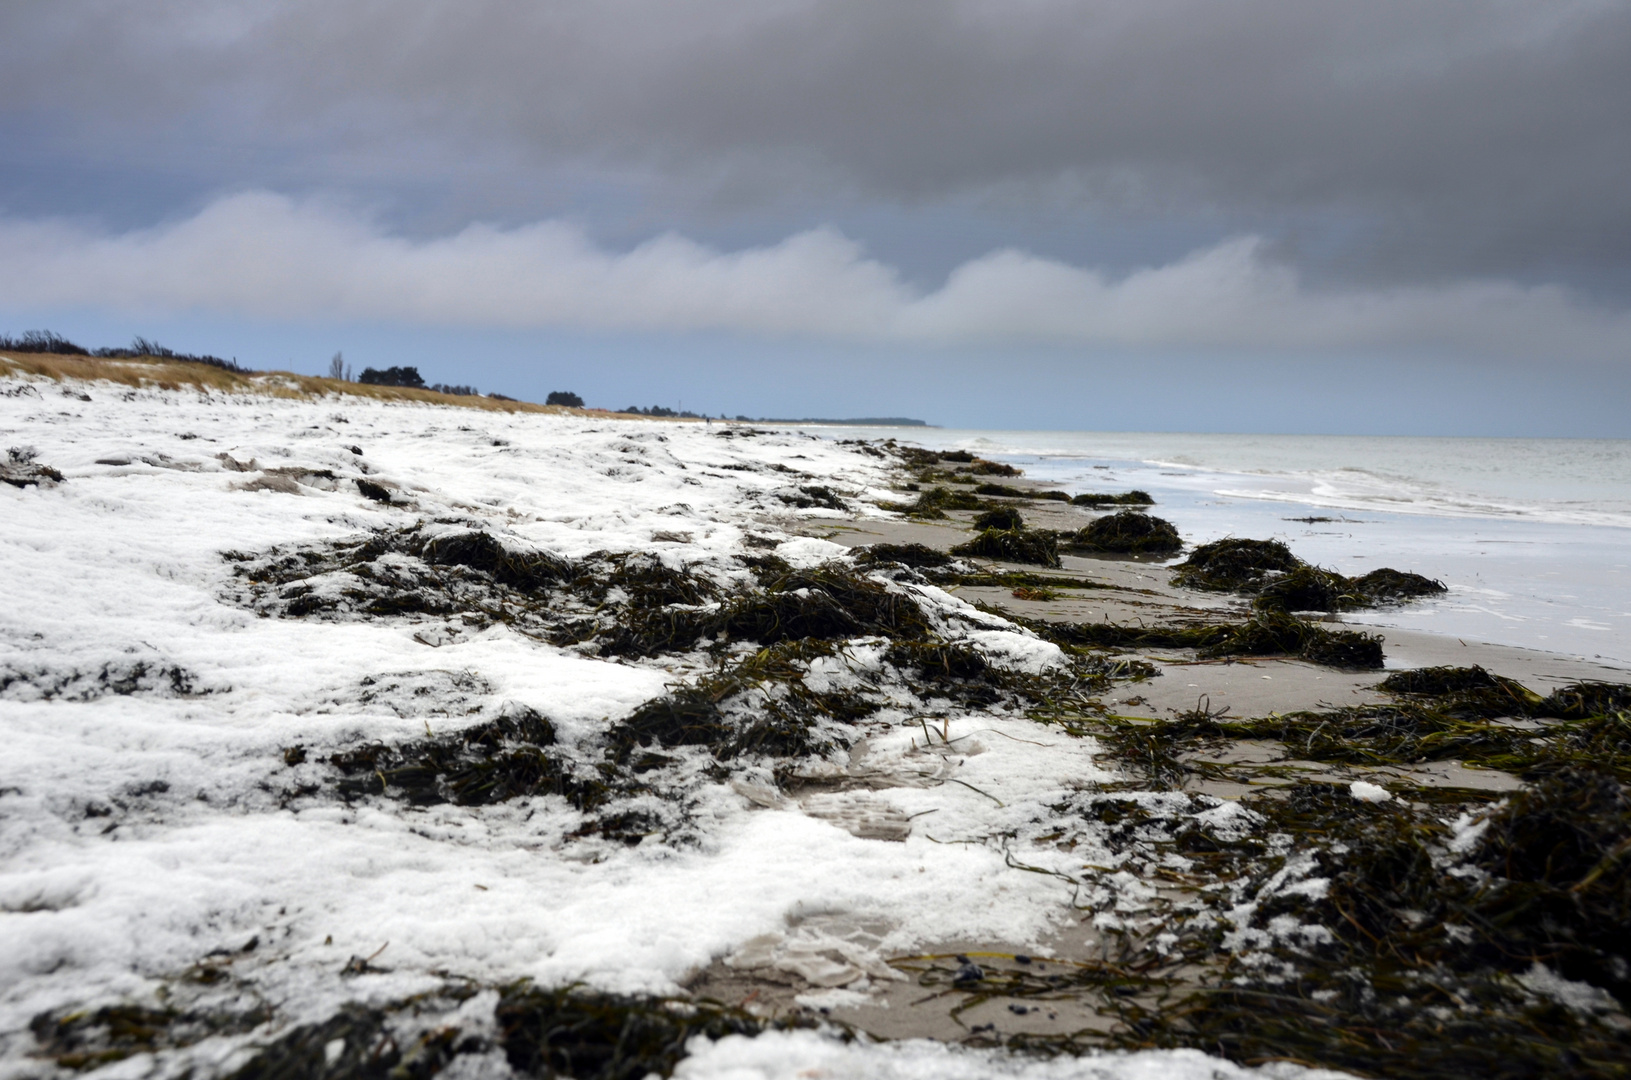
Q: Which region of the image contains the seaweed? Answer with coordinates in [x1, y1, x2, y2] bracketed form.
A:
[1, 446, 65, 488]
[851, 543, 952, 569]
[1352, 566, 1448, 603]
[355, 479, 395, 504]
[878, 485, 988, 519]
[32, 1003, 272, 1072]
[901, 452, 1019, 477]
[1152, 671, 1631, 780]
[1473, 770, 1631, 993]
[1173, 537, 1445, 612]
[1382, 664, 1507, 695]
[1218, 610, 1384, 668]
[609, 623, 1128, 766]
[1030, 611, 1384, 669]
[973, 483, 1070, 501]
[607, 553, 720, 610]
[1064, 512, 1182, 555]
[1, 659, 204, 701]
[233, 529, 939, 662]
[611, 688, 737, 757]
[1251, 564, 1360, 612]
[1147, 770, 1631, 1077]
[612, 673, 840, 762]
[311, 630, 921, 824]
[1379, 665, 1544, 718]
[972, 506, 1025, 532]
[883, 641, 1006, 708]
[711, 566, 931, 645]
[423, 531, 573, 593]
[950, 529, 1062, 568]
[1542, 681, 1631, 720]
[608, 624, 1043, 764]
[909, 658, 1631, 1077]
[1071, 491, 1153, 507]
[959, 752, 1631, 1076]
[1170, 538, 1299, 591]
[496, 984, 815, 1080]
[228, 1004, 459, 1080]
[778, 485, 848, 511]
[321, 705, 599, 809]
[1254, 564, 1447, 612]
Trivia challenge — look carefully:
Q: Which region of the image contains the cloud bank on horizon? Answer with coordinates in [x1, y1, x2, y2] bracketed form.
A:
[2, 192, 1627, 360]
[1, 0, 1629, 368]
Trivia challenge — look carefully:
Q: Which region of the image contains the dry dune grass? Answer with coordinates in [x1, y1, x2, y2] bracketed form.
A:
[0, 350, 671, 420]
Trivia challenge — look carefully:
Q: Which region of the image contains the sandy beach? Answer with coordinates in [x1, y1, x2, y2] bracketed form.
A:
[3, 359, 1629, 1079]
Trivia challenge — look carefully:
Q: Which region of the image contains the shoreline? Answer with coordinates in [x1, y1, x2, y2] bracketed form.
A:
[3, 374, 1629, 1078]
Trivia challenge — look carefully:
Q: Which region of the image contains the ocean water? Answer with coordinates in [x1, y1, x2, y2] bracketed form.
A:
[793, 428, 1631, 666]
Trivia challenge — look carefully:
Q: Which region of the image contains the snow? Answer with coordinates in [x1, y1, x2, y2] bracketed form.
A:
[673, 1030, 1354, 1079]
[1348, 780, 1391, 803]
[1515, 962, 1624, 1015]
[0, 376, 1338, 1077]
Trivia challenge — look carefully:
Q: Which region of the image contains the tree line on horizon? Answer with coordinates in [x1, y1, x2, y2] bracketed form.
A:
[2, 331, 922, 423]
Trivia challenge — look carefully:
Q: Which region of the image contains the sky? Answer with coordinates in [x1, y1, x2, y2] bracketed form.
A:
[1, 0, 1628, 434]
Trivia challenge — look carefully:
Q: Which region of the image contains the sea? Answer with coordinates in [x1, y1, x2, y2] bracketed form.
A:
[790, 429, 1631, 667]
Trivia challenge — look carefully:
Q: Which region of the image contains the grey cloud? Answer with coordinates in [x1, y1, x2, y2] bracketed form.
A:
[2, 191, 1625, 359]
[2, 1, 1629, 289]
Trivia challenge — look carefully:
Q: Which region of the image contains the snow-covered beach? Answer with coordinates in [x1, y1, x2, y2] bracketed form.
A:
[4, 357, 1629, 1079]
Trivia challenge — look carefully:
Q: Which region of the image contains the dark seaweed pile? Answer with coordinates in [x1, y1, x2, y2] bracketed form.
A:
[972, 506, 1026, 532]
[1071, 491, 1153, 507]
[1173, 537, 1446, 611]
[946, 505, 1065, 567]
[850, 542, 954, 570]
[1170, 538, 1300, 591]
[950, 529, 1062, 568]
[496, 985, 814, 1080]
[973, 482, 1073, 502]
[1062, 511, 1182, 556]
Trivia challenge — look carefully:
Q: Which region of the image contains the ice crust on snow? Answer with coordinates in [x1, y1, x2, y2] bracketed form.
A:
[0, 378, 1336, 1077]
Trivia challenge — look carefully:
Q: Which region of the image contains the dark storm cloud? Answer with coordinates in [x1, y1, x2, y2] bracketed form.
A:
[2, 0, 1629, 288]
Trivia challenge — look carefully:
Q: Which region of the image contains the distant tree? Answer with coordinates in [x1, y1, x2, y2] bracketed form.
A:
[0, 329, 251, 371]
[328, 352, 345, 380]
[546, 391, 584, 408]
[357, 366, 425, 388]
[0, 330, 85, 355]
